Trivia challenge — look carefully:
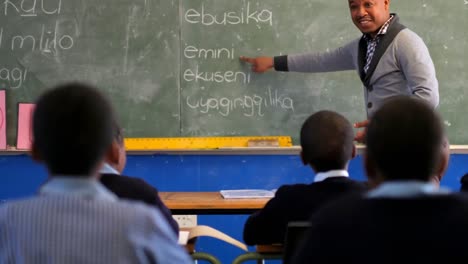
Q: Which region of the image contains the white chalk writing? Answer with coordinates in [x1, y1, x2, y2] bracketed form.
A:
[8, 21, 74, 52]
[184, 66, 250, 84]
[2, 0, 62, 16]
[184, 45, 235, 60]
[0, 67, 28, 89]
[186, 88, 294, 117]
[185, 2, 272, 26]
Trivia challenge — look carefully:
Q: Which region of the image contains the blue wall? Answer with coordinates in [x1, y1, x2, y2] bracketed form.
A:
[1, 153, 467, 263]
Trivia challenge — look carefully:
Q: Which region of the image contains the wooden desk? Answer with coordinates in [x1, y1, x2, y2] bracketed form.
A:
[160, 192, 270, 215]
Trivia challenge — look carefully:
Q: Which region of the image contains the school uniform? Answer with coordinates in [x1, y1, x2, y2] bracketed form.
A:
[99, 163, 179, 235]
[291, 181, 468, 263]
[243, 170, 367, 245]
[0, 177, 191, 264]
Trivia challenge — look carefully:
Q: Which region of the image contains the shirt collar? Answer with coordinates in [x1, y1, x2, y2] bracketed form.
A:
[364, 14, 394, 40]
[367, 180, 451, 198]
[99, 163, 120, 175]
[39, 177, 118, 201]
[314, 170, 349, 183]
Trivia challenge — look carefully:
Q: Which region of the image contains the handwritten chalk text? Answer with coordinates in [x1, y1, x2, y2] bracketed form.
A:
[184, 45, 235, 60]
[2, 0, 62, 16]
[0, 67, 28, 89]
[184, 66, 250, 84]
[4, 21, 74, 52]
[185, 2, 272, 26]
[186, 88, 294, 117]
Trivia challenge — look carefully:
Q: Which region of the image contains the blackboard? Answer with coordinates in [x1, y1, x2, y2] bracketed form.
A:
[1, 0, 467, 144]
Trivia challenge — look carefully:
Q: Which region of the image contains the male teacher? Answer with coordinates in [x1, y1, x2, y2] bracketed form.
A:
[240, 0, 439, 142]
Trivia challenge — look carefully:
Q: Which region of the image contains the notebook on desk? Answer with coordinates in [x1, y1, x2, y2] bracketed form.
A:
[220, 189, 276, 199]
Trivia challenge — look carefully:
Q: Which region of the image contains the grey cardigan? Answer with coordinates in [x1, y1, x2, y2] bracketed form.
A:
[274, 17, 438, 117]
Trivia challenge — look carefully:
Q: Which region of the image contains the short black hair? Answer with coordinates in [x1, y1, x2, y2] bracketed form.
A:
[112, 119, 124, 146]
[300, 110, 354, 172]
[365, 96, 443, 181]
[33, 82, 114, 176]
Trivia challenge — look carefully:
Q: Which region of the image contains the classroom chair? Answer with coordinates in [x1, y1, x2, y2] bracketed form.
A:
[231, 221, 311, 264]
[231, 244, 283, 264]
[282, 221, 311, 264]
[186, 237, 222, 264]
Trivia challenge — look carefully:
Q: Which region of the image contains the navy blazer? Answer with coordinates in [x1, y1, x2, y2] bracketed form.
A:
[243, 176, 367, 245]
[100, 173, 179, 235]
[292, 193, 468, 263]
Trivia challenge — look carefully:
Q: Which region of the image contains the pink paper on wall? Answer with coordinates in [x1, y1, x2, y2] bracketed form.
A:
[0, 91, 6, 150]
[17, 103, 35, 150]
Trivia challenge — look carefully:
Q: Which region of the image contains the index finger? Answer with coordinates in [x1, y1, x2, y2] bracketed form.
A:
[354, 120, 370, 128]
[239, 56, 256, 64]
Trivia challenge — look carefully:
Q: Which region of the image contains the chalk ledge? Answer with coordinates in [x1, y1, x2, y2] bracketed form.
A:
[2, 145, 468, 155]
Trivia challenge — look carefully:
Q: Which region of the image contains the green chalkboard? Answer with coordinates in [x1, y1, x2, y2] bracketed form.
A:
[1, 0, 468, 144]
[0, 0, 181, 144]
[180, 0, 363, 140]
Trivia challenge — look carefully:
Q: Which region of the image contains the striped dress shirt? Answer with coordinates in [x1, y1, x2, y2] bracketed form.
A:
[363, 15, 394, 73]
[0, 177, 192, 264]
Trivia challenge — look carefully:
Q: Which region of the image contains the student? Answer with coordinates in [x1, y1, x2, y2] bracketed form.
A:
[240, 0, 438, 141]
[460, 174, 468, 192]
[0, 83, 192, 264]
[431, 136, 449, 187]
[291, 97, 468, 264]
[99, 121, 179, 235]
[242, 110, 367, 246]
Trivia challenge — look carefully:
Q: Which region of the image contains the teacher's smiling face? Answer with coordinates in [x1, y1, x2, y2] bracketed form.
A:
[348, 0, 390, 38]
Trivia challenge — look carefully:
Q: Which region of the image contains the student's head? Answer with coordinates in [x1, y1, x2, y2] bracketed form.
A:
[32, 82, 114, 177]
[431, 136, 450, 186]
[348, 0, 391, 37]
[364, 96, 444, 186]
[104, 120, 127, 173]
[300, 110, 355, 172]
